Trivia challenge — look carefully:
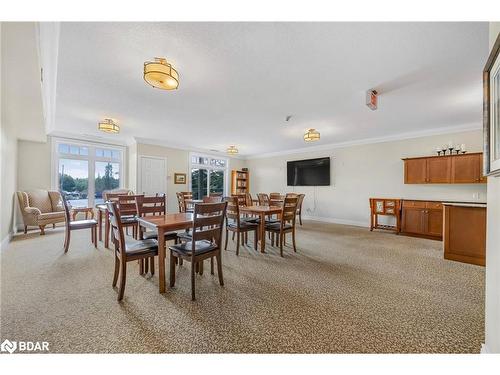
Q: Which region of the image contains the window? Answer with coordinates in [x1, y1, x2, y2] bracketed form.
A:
[53, 138, 125, 207]
[189, 153, 228, 199]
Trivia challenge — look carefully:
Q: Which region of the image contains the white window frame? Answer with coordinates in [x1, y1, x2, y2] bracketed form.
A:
[188, 152, 229, 198]
[51, 137, 126, 207]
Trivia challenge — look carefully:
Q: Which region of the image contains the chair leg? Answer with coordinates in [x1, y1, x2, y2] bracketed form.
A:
[236, 231, 240, 256]
[39, 225, 46, 235]
[144, 257, 149, 274]
[112, 254, 120, 287]
[24, 225, 27, 234]
[224, 229, 229, 250]
[254, 230, 258, 251]
[170, 252, 176, 287]
[53, 223, 56, 229]
[150, 256, 155, 275]
[280, 231, 284, 257]
[63, 229, 71, 253]
[94, 226, 98, 247]
[271, 232, 274, 247]
[117, 261, 127, 301]
[216, 252, 224, 286]
[210, 257, 214, 275]
[139, 259, 144, 275]
[292, 229, 297, 252]
[299, 213, 303, 226]
[232, 232, 235, 241]
[191, 261, 196, 301]
[199, 260, 204, 275]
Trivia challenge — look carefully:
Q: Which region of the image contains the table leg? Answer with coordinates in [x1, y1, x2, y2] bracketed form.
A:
[104, 212, 110, 249]
[98, 210, 103, 241]
[71, 211, 77, 221]
[158, 227, 166, 293]
[260, 212, 266, 253]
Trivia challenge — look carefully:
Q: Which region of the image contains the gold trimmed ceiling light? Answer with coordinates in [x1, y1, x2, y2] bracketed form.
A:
[144, 57, 179, 90]
[226, 145, 239, 155]
[303, 128, 320, 142]
[98, 118, 120, 134]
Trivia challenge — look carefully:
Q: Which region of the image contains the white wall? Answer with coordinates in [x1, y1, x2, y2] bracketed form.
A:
[17, 139, 52, 191]
[484, 22, 500, 354]
[247, 129, 486, 227]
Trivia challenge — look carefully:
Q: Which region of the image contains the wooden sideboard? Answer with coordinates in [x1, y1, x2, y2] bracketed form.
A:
[402, 153, 486, 184]
[400, 200, 443, 240]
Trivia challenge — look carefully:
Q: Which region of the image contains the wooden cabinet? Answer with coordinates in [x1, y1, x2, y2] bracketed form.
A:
[443, 204, 486, 266]
[403, 153, 485, 184]
[401, 200, 443, 240]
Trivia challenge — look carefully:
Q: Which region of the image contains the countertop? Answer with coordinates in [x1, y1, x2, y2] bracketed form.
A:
[401, 198, 486, 205]
[441, 202, 487, 208]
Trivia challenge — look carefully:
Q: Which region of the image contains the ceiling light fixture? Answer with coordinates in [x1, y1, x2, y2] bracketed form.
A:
[98, 118, 120, 134]
[144, 57, 179, 90]
[226, 145, 239, 155]
[304, 128, 320, 142]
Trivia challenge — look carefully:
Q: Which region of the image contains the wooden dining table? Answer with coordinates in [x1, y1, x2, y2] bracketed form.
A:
[138, 213, 194, 293]
[240, 205, 283, 253]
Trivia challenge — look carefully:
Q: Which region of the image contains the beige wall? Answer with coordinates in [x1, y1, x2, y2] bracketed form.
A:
[17, 139, 52, 191]
[485, 22, 500, 354]
[247, 129, 486, 226]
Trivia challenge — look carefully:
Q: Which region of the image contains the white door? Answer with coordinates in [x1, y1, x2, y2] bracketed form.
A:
[139, 156, 167, 195]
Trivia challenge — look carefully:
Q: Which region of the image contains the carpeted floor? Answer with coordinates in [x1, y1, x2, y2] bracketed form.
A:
[0, 221, 484, 353]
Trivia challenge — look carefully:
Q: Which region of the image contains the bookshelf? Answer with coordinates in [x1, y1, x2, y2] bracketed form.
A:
[231, 170, 249, 195]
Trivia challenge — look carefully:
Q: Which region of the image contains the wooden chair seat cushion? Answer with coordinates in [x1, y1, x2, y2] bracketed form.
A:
[142, 230, 178, 241]
[169, 240, 217, 256]
[124, 239, 158, 255]
[265, 223, 292, 231]
[69, 219, 98, 229]
[227, 221, 258, 230]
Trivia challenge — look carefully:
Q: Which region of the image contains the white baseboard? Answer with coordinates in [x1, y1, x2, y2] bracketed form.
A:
[480, 343, 490, 354]
[302, 215, 368, 228]
[0, 232, 13, 251]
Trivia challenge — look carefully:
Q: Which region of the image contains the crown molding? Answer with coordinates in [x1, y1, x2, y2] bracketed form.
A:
[244, 123, 482, 160]
[47, 130, 129, 147]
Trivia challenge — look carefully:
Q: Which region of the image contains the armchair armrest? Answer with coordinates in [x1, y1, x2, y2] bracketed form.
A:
[24, 207, 42, 216]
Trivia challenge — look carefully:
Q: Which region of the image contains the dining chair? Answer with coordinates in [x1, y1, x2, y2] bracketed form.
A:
[135, 194, 179, 274]
[107, 201, 159, 301]
[224, 196, 258, 255]
[257, 193, 270, 206]
[176, 192, 194, 213]
[61, 193, 98, 253]
[269, 192, 282, 200]
[203, 196, 222, 203]
[117, 195, 142, 239]
[265, 196, 298, 257]
[232, 194, 247, 206]
[296, 194, 305, 225]
[169, 202, 227, 300]
[245, 193, 254, 206]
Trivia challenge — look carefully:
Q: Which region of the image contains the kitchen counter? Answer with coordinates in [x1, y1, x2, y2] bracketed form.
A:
[442, 202, 487, 208]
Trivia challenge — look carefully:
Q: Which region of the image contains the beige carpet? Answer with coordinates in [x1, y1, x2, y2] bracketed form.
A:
[0, 221, 484, 353]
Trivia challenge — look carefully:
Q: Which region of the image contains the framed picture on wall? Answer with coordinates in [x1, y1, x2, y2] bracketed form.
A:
[174, 173, 186, 184]
[484, 32, 500, 176]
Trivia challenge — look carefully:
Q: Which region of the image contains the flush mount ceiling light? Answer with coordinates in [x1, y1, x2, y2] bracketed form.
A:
[98, 118, 120, 134]
[226, 145, 239, 155]
[144, 57, 179, 90]
[304, 128, 320, 142]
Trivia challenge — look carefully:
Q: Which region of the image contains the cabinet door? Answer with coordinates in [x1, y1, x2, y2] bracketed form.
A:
[404, 159, 427, 184]
[402, 207, 425, 234]
[427, 157, 451, 183]
[451, 154, 480, 183]
[426, 209, 443, 237]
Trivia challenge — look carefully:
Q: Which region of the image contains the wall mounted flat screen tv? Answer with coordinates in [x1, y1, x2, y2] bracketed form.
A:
[287, 157, 330, 186]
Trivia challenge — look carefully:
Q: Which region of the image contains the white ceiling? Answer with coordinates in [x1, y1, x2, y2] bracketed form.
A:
[54, 22, 489, 157]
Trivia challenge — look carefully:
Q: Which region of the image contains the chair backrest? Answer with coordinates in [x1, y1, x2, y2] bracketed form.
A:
[136, 194, 166, 217]
[176, 192, 186, 213]
[191, 202, 227, 256]
[285, 193, 298, 198]
[117, 195, 142, 216]
[104, 189, 132, 202]
[225, 196, 241, 227]
[60, 192, 72, 230]
[107, 201, 126, 252]
[232, 194, 246, 206]
[280, 196, 298, 228]
[181, 191, 193, 199]
[209, 192, 223, 197]
[296, 194, 305, 212]
[257, 193, 270, 206]
[269, 192, 282, 200]
[245, 193, 253, 207]
[203, 196, 222, 203]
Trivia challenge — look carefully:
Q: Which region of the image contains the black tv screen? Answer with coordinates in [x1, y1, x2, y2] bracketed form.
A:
[287, 157, 330, 186]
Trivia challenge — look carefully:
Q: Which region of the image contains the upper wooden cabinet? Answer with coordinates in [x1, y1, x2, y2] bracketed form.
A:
[403, 153, 486, 184]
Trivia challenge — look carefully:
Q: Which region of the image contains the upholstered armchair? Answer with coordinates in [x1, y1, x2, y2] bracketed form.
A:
[16, 190, 66, 235]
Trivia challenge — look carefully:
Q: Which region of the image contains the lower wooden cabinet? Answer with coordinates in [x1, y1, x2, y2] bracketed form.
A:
[401, 200, 443, 240]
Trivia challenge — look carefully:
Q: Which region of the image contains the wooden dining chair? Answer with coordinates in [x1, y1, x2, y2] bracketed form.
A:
[203, 196, 222, 203]
[245, 193, 254, 206]
[169, 202, 227, 300]
[269, 192, 282, 200]
[107, 201, 159, 301]
[61, 193, 98, 253]
[176, 192, 194, 213]
[296, 194, 305, 225]
[265, 196, 298, 257]
[117, 195, 142, 239]
[224, 196, 258, 255]
[257, 193, 270, 206]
